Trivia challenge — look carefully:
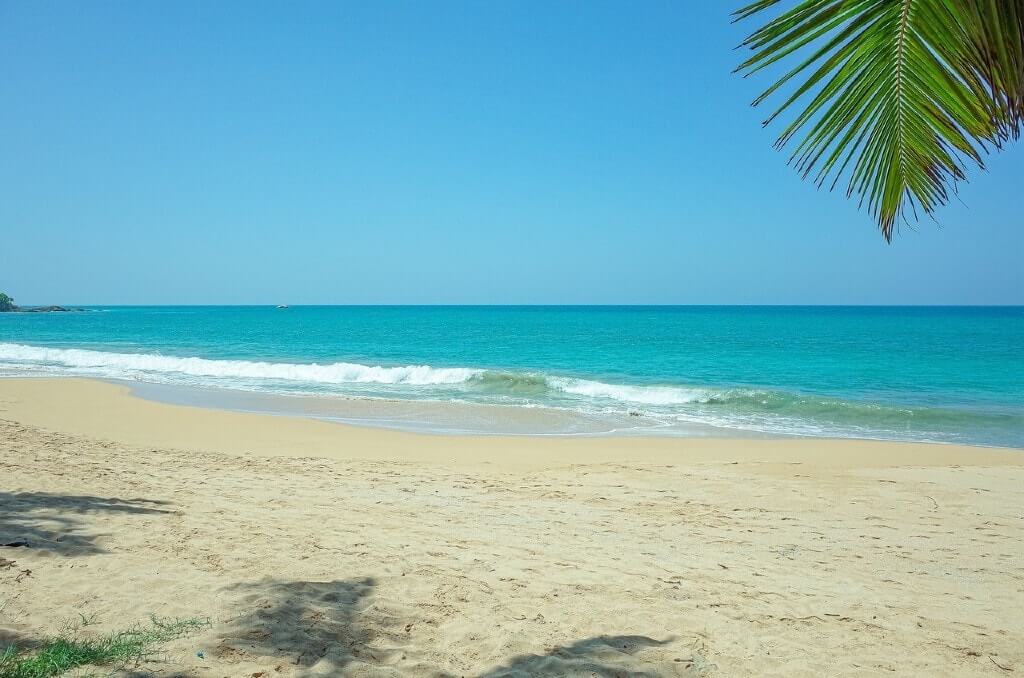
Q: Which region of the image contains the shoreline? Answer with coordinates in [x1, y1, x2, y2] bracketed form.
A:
[4, 332, 1021, 447]
[122, 377, 748, 440]
[122, 377, 1022, 448]
[0, 377, 1020, 470]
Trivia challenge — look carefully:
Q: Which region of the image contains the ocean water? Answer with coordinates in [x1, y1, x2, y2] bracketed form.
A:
[1, 306, 1022, 447]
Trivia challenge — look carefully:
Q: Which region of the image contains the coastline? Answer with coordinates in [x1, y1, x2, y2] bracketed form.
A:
[2, 377, 1022, 675]
[121, 378, 750, 439]
[1, 377, 1021, 469]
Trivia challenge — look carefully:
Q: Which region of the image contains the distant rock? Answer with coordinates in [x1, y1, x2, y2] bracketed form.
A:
[0, 302, 84, 313]
[1, 292, 84, 312]
[18, 305, 81, 312]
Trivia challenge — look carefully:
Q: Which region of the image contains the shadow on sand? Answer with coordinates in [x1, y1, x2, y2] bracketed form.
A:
[474, 635, 676, 677]
[0, 491, 172, 556]
[218, 578, 379, 672]
[218, 577, 695, 677]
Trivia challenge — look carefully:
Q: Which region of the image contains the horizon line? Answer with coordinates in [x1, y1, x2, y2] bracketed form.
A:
[7, 303, 1023, 309]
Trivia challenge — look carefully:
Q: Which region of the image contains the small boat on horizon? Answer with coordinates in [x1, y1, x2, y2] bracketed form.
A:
[276, 304, 289, 309]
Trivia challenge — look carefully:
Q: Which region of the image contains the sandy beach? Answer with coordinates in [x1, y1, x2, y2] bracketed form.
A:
[1, 378, 1022, 676]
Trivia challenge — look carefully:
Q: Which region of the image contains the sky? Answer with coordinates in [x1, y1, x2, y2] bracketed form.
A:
[1, 1, 1021, 305]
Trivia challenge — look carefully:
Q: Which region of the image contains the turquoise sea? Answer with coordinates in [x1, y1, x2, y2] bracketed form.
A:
[1, 306, 1022, 447]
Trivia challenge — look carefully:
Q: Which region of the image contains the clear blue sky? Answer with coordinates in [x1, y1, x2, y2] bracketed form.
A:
[2, 1, 1021, 305]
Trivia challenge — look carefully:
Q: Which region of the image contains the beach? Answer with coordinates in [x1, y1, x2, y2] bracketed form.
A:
[5, 0, 1023, 673]
[1, 378, 1022, 676]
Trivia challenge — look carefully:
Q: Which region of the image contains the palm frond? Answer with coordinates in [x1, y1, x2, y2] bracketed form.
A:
[735, 0, 1024, 240]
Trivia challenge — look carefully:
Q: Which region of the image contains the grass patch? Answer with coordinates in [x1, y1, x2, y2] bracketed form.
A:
[0, 616, 209, 678]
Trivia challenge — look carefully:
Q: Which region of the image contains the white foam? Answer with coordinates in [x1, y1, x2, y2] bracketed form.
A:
[0, 343, 481, 386]
[2, 342, 737, 412]
[548, 377, 715, 405]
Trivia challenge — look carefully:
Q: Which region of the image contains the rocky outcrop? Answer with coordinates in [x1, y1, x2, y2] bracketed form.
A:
[0, 295, 82, 313]
[17, 305, 81, 312]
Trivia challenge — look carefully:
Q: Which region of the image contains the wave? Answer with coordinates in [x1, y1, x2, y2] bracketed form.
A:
[0, 343, 734, 404]
[0, 342, 930, 412]
[0, 343, 481, 386]
[463, 372, 736, 405]
[548, 377, 719, 405]
[3, 342, 1019, 446]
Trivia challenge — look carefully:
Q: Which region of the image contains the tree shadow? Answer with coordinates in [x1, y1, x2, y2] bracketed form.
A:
[218, 577, 692, 677]
[474, 635, 677, 678]
[0, 491, 172, 556]
[217, 577, 379, 672]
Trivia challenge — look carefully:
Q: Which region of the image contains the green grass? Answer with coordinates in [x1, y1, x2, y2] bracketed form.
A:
[0, 617, 209, 678]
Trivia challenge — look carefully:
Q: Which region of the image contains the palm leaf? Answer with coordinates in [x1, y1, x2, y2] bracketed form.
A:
[734, 0, 1024, 240]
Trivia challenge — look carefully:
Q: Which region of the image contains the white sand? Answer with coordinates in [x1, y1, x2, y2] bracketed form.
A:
[1, 378, 1022, 676]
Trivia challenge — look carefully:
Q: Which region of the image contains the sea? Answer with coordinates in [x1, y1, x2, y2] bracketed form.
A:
[1, 306, 1021, 447]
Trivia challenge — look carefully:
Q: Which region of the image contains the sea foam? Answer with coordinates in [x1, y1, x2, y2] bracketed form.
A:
[0, 343, 481, 386]
[547, 377, 716, 405]
[0, 342, 721, 406]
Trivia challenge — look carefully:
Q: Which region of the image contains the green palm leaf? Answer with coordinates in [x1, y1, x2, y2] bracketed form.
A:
[735, 0, 1023, 240]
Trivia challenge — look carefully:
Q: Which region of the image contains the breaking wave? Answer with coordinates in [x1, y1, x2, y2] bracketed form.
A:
[0, 342, 748, 405]
[0, 343, 481, 386]
[3, 342, 1019, 445]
